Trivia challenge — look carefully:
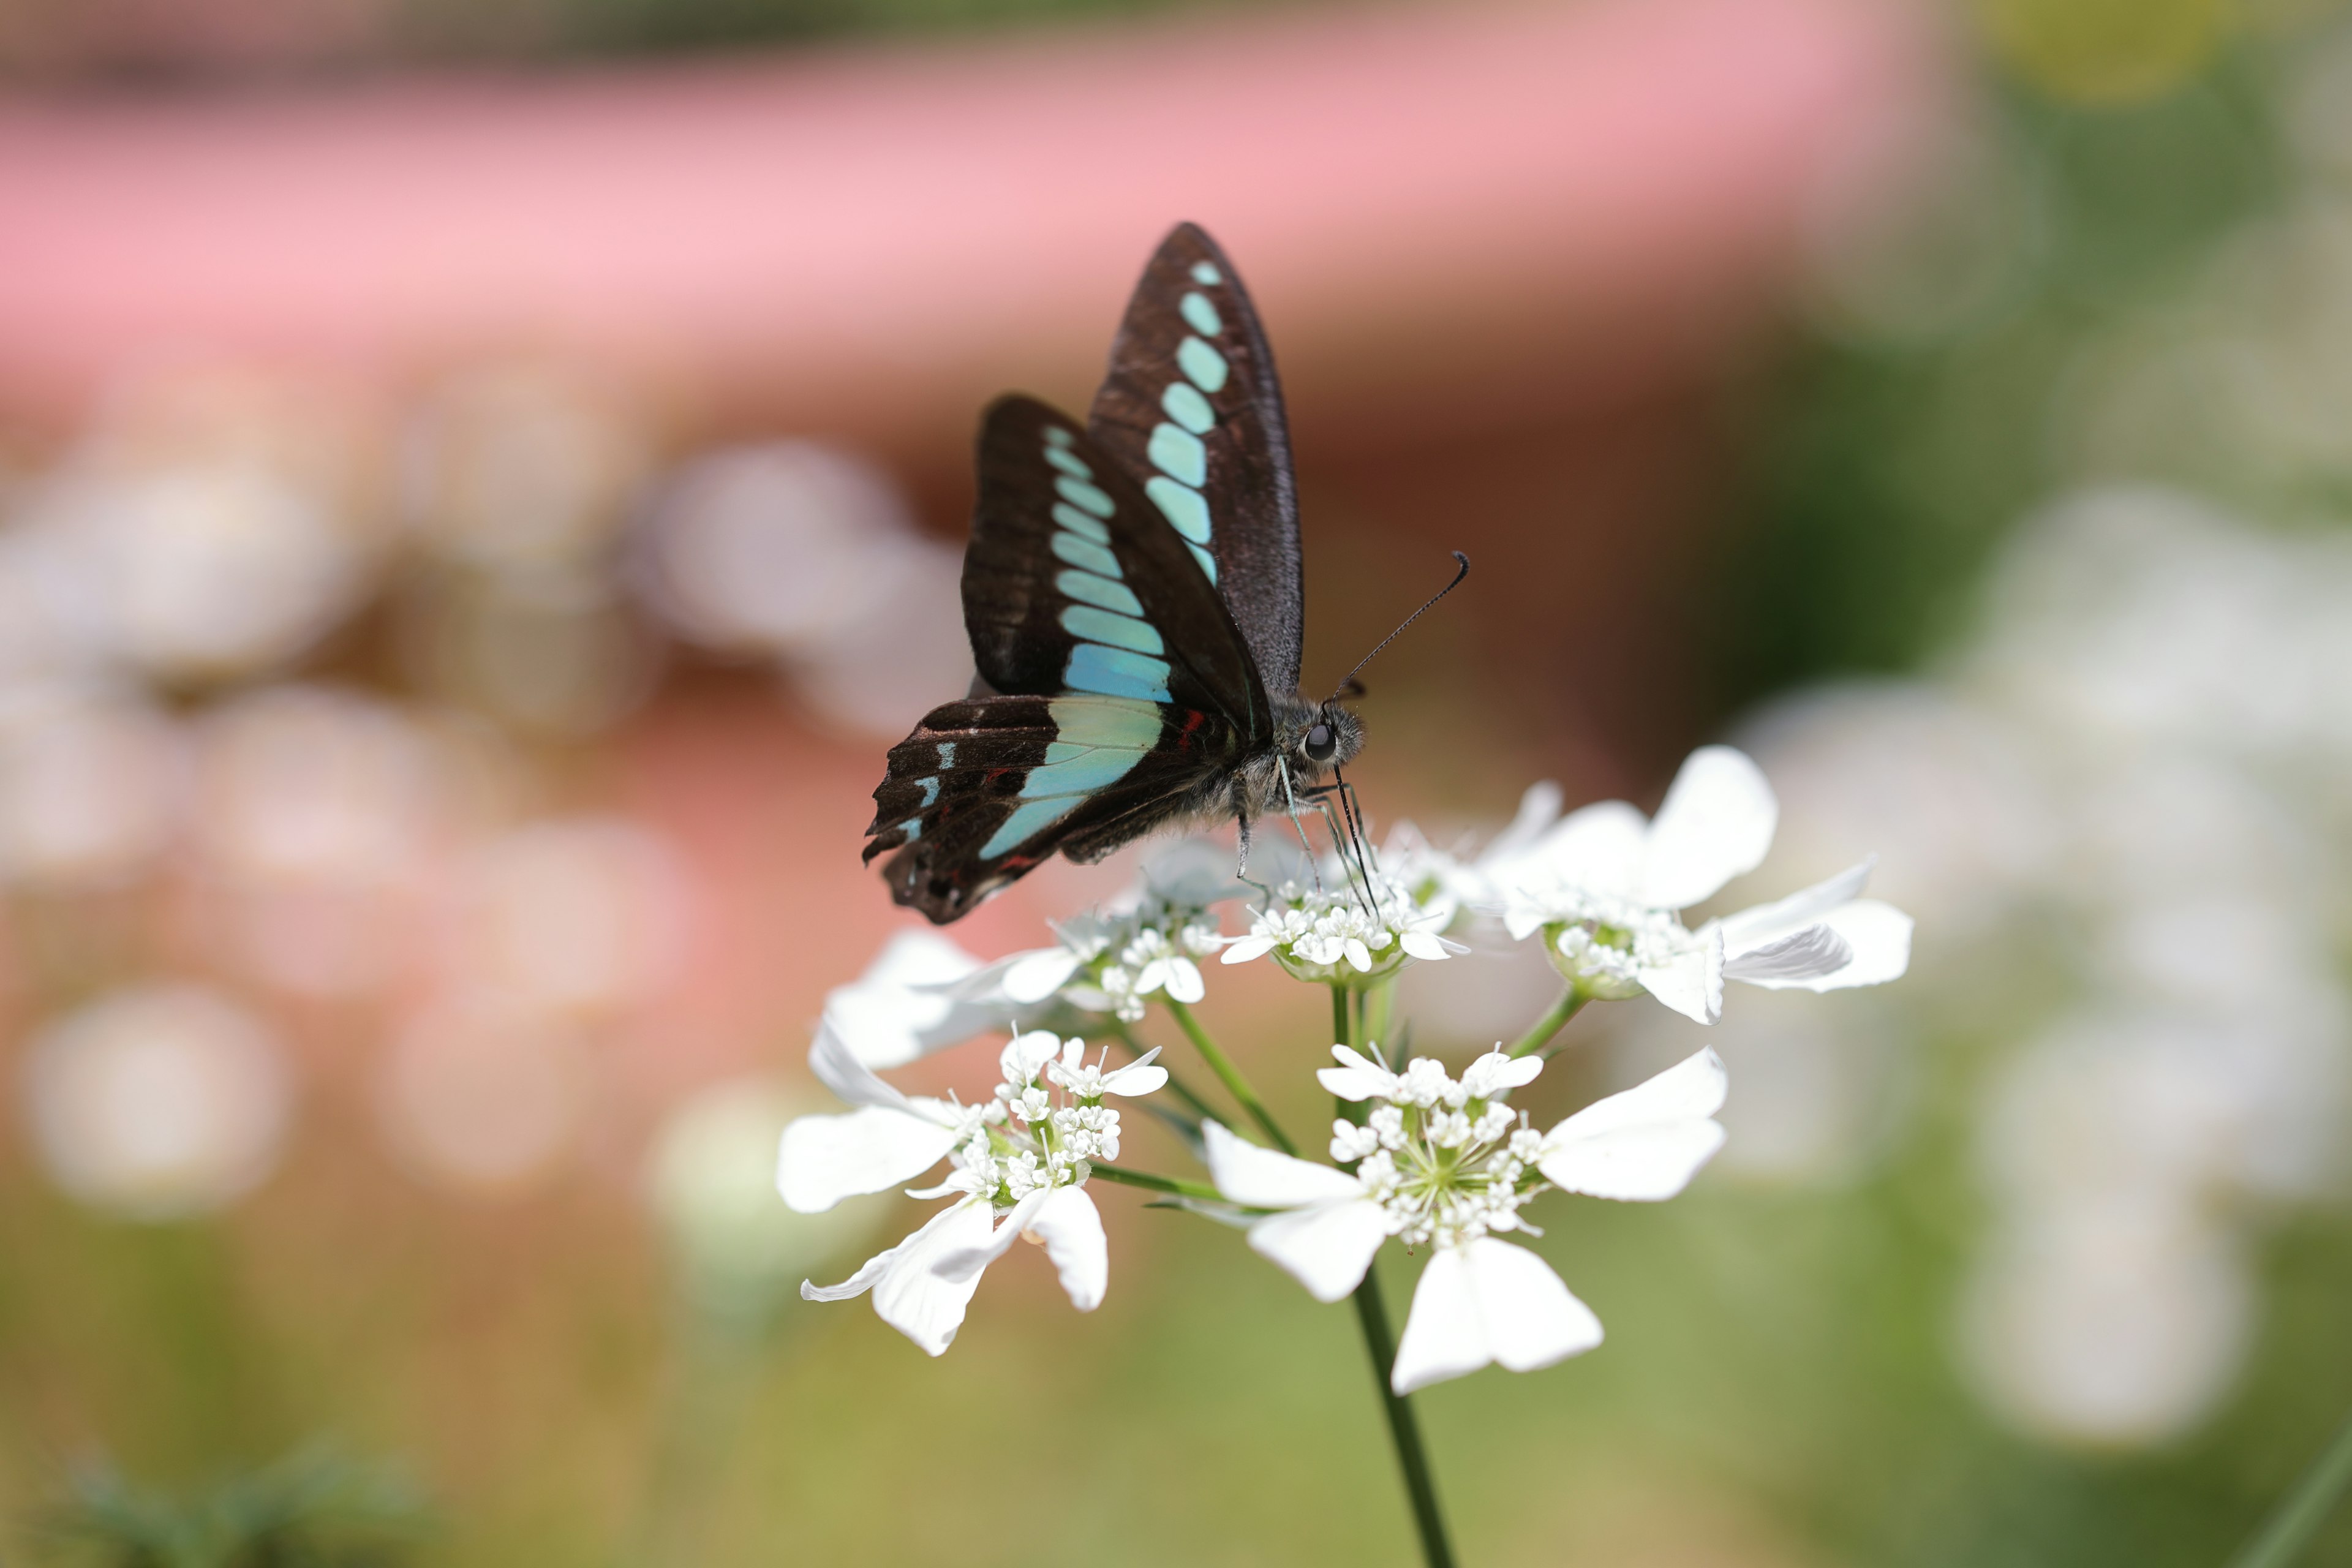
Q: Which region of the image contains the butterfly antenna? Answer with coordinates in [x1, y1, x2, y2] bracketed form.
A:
[1329, 552, 1470, 703]
[1332, 764, 1378, 897]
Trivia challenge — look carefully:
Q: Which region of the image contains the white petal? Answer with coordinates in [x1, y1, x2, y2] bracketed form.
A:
[1344, 938, 1373, 972]
[865, 927, 983, 990]
[825, 930, 993, 1068]
[777, 1105, 960, 1213]
[1635, 932, 1724, 1024]
[1100, 1047, 1169, 1096]
[1220, 935, 1276, 965]
[872, 1197, 998, 1355]
[1317, 1045, 1393, 1103]
[1027, 1186, 1110, 1311]
[1399, 930, 1450, 962]
[1469, 1241, 1604, 1372]
[1390, 1237, 1602, 1393]
[800, 1237, 900, 1303]
[1717, 858, 1874, 955]
[809, 1016, 916, 1111]
[931, 1189, 1050, 1284]
[1500, 902, 1550, 942]
[1721, 924, 1852, 984]
[1798, 900, 1912, 990]
[1202, 1119, 1365, 1207]
[1460, 1050, 1544, 1100]
[1483, 780, 1565, 862]
[1001, 947, 1084, 1005]
[1163, 956, 1206, 1004]
[1247, 1198, 1390, 1303]
[1539, 1047, 1728, 1200]
[999, 1030, 1061, 1086]
[1638, 745, 1777, 910]
[1104, 1065, 1167, 1096]
[1527, 800, 1647, 902]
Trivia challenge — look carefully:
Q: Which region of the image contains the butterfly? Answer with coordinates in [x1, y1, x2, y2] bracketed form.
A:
[865, 222, 1446, 924]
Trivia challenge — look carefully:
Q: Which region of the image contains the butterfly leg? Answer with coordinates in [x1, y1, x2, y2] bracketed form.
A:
[1276, 758, 1325, 894]
[1234, 791, 1253, 878]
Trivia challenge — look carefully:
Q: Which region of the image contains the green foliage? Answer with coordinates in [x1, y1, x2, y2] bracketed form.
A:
[31, 1448, 426, 1568]
[1708, 45, 2286, 713]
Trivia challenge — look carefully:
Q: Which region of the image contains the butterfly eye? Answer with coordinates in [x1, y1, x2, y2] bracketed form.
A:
[1303, 723, 1336, 763]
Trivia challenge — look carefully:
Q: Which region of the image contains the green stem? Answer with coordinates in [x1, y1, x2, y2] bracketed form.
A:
[1507, 987, 1588, 1058]
[1164, 997, 1297, 1155]
[1108, 1022, 1229, 1129]
[1088, 1163, 1226, 1203]
[1352, 1267, 1457, 1568]
[1332, 981, 1455, 1567]
[1363, 979, 1396, 1050]
[2230, 1406, 2352, 1568]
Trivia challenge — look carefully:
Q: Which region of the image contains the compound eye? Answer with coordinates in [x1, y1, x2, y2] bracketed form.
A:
[1303, 722, 1336, 763]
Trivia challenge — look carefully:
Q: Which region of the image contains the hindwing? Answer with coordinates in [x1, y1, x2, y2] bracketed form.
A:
[1088, 222, 1305, 693]
[864, 693, 1246, 922]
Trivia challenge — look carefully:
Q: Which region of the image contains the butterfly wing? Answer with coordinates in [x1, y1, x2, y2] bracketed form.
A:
[865, 396, 1272, 921]
[1088, 222, 1305, 695]
[864, 692, 1242, 921]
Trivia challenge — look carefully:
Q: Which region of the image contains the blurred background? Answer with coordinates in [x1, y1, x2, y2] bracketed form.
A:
[2, 0, 2350, 1561]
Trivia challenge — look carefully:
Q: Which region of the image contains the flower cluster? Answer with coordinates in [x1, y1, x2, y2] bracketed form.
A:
[1220, 870, 1460, 986]
[1482, 747, 1912, 1023]
[1322, 1047, 1546, 1248]
[1205, 1044, 1730, 1393]
[779, 743, 1912, 1400]
[777, 1022, 1164, 1355]
[1041, 910, 1227, 1022]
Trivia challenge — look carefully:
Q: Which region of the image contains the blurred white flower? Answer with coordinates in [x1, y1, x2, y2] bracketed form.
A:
[634, 442, 924, 655]
[1961, 1198, 2252, 1448]
[377, 999, 590, 1194]
[18, 449, 371, 684]
[1206, 1046, 1725, 1393]
[24, 984, 293, 1221]
[645, 1075, 883, 1319]
[1731, 684, 2057, 941]
[401, 568, 663, 739]
[402, 365, 648, 575]
[1490, 747, 1912, 1023]
[191, 685, 454, 998]
[0, 680, 186, 891]
[440, 816, 693, 1019]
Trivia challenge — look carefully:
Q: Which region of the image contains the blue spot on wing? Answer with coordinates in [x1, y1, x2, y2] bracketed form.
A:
[1065, 643, 1172, 703]
[1060, 604, 1164, 655]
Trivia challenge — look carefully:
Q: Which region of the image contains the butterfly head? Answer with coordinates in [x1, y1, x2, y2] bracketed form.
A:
[1294, 701, 1364, 780]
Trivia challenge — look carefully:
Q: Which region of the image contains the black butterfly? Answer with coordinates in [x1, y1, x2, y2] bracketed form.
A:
[867, 223, 1414, 924]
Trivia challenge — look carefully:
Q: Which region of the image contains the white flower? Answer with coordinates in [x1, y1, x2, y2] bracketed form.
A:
[1488, 747, 1913, 1023]
[1219, 869, 1461, 986]
[1204, 1046, 1728, 1393]
[820, 930, 1011, 1071]
[778, 1023, 1162, 1355]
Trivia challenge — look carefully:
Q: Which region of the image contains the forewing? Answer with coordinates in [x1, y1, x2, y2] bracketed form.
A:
[865, 693, 1244, 923]
[1087, 223, 1304, 693]
[963, 395, 1270, 744]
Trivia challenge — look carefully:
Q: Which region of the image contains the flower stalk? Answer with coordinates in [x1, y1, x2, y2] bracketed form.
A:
[1507, 987, 1588, 1059]
[2228, 1404, 2352, 1568]
[1352, 1266, 1457, 1568]
[1335, 978, 1458, 1568]
[1164, 997, 1296, 1155]
[1089, 1163, 1227, 1204]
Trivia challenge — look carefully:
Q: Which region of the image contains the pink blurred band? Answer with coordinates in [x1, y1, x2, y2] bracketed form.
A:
[0, 0, 1936, 443]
